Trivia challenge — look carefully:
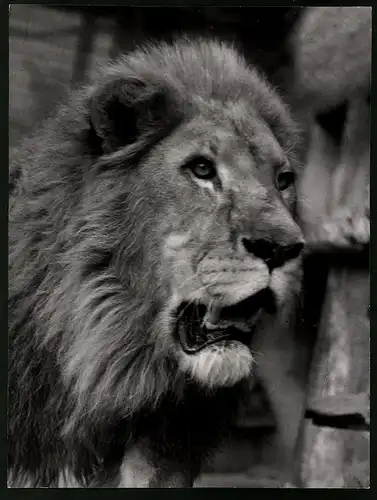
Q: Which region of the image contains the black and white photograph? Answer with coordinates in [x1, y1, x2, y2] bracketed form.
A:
[8, 5, 370, 488]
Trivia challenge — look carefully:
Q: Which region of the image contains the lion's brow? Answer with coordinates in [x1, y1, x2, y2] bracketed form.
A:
[209, 141, 219, 156]
[228, 118, 259, 161]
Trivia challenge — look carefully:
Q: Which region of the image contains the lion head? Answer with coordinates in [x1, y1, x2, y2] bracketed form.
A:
[9, 38, 304, 462]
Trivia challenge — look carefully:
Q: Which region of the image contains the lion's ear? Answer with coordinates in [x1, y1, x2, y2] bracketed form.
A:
[89, 78, 175, 153]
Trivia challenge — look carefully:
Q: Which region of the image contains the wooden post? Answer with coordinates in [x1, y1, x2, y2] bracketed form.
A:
[294, 266, 369, 487]
[293, 97, 370, 488]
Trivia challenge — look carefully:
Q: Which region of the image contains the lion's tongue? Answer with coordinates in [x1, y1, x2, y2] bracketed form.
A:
[204, 307, 251, 333]
[204, 289, 275, 331]
[177, 290, 275, 354]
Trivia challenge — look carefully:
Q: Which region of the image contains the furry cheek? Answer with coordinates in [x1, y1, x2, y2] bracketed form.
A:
[161, 232, 204, 302]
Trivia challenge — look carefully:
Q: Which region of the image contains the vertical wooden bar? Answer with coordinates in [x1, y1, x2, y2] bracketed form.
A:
[294, 97, 370, 488]
[72, 11, 97, 86]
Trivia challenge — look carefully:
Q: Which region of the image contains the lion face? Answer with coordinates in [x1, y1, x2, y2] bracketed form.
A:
[137, 109, 304, 388]
[83, 39, 304, 395]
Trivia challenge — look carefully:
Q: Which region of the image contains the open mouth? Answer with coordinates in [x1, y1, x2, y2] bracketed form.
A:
[174, 288, 276, 354]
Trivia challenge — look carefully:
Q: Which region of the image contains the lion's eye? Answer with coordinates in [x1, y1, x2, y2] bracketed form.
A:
[186, 157, 217, 180]
[276, 171, 295, 191]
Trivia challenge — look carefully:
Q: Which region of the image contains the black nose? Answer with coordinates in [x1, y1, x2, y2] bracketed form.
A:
[242, 238, 304, 269]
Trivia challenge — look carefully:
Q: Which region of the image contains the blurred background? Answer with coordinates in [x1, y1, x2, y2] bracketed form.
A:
[9, 5, 301, 148]
[9, 5, 370, 488]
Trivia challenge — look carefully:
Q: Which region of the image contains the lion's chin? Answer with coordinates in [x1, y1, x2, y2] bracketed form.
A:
[177, 341, 254, 388]
[171, 291, 275, 387]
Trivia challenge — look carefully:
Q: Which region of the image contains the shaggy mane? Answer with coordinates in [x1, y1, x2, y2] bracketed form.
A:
[9, 37, 300, 486]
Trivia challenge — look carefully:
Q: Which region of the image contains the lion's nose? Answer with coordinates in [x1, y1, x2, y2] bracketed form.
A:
[241, 237, 304, 270]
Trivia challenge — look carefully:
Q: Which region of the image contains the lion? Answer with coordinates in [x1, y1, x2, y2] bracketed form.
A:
[8, 37, 305, 488]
